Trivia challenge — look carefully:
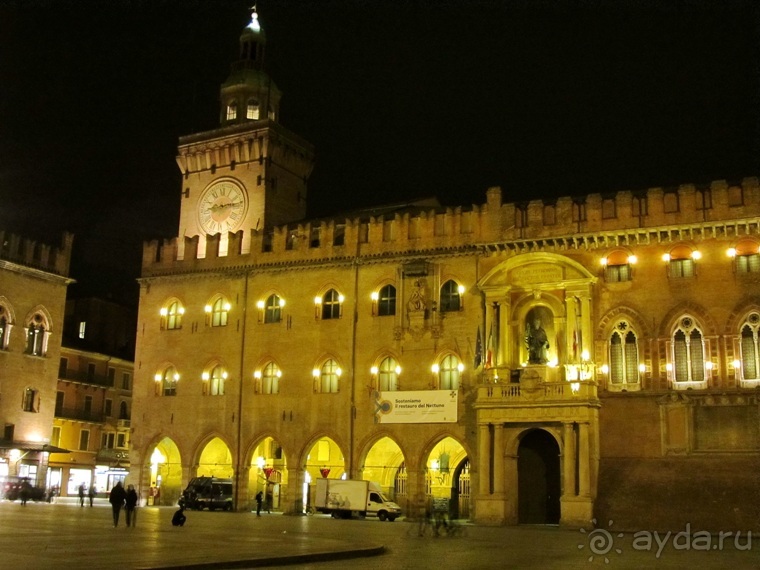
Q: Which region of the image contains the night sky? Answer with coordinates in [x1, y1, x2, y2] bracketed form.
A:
[1, 0, 758, 304]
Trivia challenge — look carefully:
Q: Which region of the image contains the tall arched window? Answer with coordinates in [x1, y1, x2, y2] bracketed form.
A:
[262, 362, 281, 394]
[439, 280, 461, 312]
[378, 357, 399, 391]
[246, 99, 260, 120]
[162, 301, 184, 330]
[740, 312, 760, 382]
[209, 298, 229, 327]
[439, 354, 462, 390]
[378, 285, 396, 316]
[672, 316, 705, 385]
[318, 359, 340, 393]
[26, 313, 47, 356]
[226, 101, 237, 121]
[161, 366, 179, 396]
[265, 294, 283, 324]
[609, 321, 640, 386]
[322, 289, 342, 320]
[209, 365, 226, 396]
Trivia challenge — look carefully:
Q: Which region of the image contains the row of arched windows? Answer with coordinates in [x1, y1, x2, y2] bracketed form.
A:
[0, 303, 50, 356]
[153, 353, 465, 397]
[159, 279, 467, 330]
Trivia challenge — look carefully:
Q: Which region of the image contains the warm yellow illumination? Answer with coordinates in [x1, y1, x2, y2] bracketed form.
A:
[662, 253, 671, 262]
[253, 370, 262, 379]
[201, 372, 210, 381]
[666, 363, 673, 371]
[256, 456, 265, 469]
[224, 303, 232, 311]
[691, 250, 702, 260]
[278, 299, 285, 308]
[581, 349, 590, 361]
[457, 363, 465, 373]
[370, 291, 379, 301]
[570, 382, 581, 393]
[150, 448, 166, 465]
[705, 361, 713, 370]
[638, 363, 646, 373]
[628, 255, 637, 264]
[732, 359, 741, 369]
[457, 284, 465, 295]
[336, 368, 343, 377]
[276, 370, 282, 378]
[178, 307, 185, 315]
[160, 307, 168, 316]
[312, 369, 320, 378]
[222, 371, 228, 379]
[204, 305, 212, 313]
[338, 294, 345, 303]
[154, 374, 162, 382]
[727, 248, 737, 258]
[9, 449, 21, 461]
[600, 257, 608, 266]
[256, 300, 265, 310]
[431, 364, 440, 374]
[314, 296, 322, 305]
[600, 364, 609, 374]
[173, 372, 180, 381]
[370, 366, 378, 375]
[394, 365, 402, 375]
[548, 359, 558, 367]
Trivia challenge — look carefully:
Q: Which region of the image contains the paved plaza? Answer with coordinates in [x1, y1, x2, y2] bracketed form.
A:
[0, 500, 756, 569]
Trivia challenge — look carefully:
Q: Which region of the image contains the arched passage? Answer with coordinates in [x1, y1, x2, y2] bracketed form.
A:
[197, 437, 233, 478]
[303, 436, 345, 513]
[424, 436, 469, 520]
[517, 429, 560, 524]
[361, 436, 405, 502]
[249, 437, 288, 512]
[148, 437, 182, 506]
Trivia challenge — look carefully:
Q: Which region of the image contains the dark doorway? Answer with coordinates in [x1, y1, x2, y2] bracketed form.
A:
[517, 429, 560, 524]
[451, 458, 470, 520]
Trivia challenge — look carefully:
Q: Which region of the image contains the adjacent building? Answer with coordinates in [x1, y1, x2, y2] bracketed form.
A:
[130, 9, 760, 530]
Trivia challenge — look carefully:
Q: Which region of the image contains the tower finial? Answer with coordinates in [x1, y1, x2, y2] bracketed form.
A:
[248, 4, 261, 32]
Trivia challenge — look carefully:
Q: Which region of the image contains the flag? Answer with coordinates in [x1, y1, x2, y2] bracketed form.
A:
[485, 323, 494, 369]
[474, 326, 483, 368]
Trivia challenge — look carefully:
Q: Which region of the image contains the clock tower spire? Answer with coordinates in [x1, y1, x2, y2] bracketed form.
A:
[175, 6, 314, 258]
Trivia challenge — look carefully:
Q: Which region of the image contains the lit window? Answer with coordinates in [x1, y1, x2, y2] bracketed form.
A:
[262, 362, 281, 394]
[164, 301, 184, 330]
[22, 388, 39, 412]
[209, 298, 229, 327]
[672, 317, 705, 384]
[226, 101, 237, 121]
[603, 250, 634, 283]
[378, 357, 399, 391]
[78, 321, 86, 339]
[378, 285, 396, 317]
[318, 359, 340, 393]
[246, 99, 260, 120]
[608, 321, 639, 386]
[209, 365, 226, 396]
[321, 289, 342, 320]
[439, 354, 461, 390]
[439, 280, 461, 312]
[265, 294, 283, 324]
[666, 245, 697, 279]
[161, 366, 179, 397]
[25, 313, 47, 356]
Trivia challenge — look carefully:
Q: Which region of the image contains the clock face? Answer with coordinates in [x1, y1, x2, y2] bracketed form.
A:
[197, 179, 249, 235]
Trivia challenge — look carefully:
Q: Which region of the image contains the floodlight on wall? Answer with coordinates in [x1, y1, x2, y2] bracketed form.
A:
[600, 364, 609, 374]
[160, 308, 168, 316]
[691, 250, 702, 260]
[662, 253, 671, 262]
[627, 255, 638, 264]
[204, 305, 213, 313]
[201, 372, 210, 381]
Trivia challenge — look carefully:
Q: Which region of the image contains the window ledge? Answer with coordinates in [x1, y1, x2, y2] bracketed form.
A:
[672, 380, 708, 391]
[739, 379, 760, 389]
[607, 382, 641, 392]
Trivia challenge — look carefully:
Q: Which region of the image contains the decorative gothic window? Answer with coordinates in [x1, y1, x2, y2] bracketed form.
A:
[438, 354, 462, 390]
[209, 365, 226, 396]
[159, 366, 179, 397]
[317, 359, 341, 393]
[208, 297, 229, 327]
[377, 285, 396, 317]
[265, 294, 284, 323]
[439, 280, 461, 312]
[378, 357, 399, 391]
[740, 312, 760, 382]
[321, 289, 342, 320]
[608, 321, 639, 386]
[262, 361, 281, 394]
[161, 300, 184, 330]
[672, 316, 705, 385]
[25, 312, 47, 356]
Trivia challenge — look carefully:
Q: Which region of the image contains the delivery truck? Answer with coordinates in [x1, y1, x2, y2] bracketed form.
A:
[314, 478, 402, 521]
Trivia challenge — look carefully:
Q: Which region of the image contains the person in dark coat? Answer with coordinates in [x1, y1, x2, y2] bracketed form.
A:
[78, 483, 85, 507]
[125, 484, 139, 527]
[109, 481, 127, 527]
[88, 485, 96, 507]
[255, 491, 263, 516]
[172, 506, 187, 527]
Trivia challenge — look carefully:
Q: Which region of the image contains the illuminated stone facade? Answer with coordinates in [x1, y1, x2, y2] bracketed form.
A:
[130, 11, 760, 529]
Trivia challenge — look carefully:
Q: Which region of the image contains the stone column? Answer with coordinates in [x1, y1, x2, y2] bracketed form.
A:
[562, 422, 576, 497]
[235, 465, 251, 511]
[578, 422, 590, 497]
[284, 467, 304, 515]
[478, 424, 491, 495]
[493, 424, 505, 494]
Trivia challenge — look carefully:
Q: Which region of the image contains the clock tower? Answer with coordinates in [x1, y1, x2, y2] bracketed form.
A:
[175, 7, 314, 257]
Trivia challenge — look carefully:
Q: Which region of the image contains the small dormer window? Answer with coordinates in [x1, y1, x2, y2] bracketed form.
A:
[247, 99, 260, 120]
[226, 102, 237, 121]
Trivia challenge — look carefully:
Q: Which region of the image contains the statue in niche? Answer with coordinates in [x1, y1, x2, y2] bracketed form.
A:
[525, 316, 550, 364]
[407, 279, 427, 313]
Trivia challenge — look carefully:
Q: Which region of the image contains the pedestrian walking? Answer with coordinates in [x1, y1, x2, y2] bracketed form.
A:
[255, 491, 263, 516]
[109, 481, 127, 527]
[78, 483, 85, 507]
[88, 485, 96, 507]
[125, 484, 138, 527]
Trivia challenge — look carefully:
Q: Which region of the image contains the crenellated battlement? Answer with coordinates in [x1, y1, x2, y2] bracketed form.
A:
[0, 230, 74, 277]
[141, 177, 760, 276]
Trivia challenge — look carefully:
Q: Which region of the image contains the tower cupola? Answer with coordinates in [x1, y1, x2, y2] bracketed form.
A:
[220, 6, 281, 126]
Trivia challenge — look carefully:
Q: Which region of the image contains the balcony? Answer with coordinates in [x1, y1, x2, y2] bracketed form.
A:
[96, 448, 129, 465]
[476, 379, 598, 407]
[59, 369, 113, 388]
[116, 419, 131, 429]
[54, 407, 105, 423]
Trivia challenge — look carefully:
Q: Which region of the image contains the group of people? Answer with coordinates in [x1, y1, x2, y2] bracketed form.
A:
[108, 481, 139, 527]
[77, 483, 96, 507]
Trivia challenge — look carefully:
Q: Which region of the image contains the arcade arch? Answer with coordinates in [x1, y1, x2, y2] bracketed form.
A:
[147, 437, 182, 506]
[249, 437, 288, 511]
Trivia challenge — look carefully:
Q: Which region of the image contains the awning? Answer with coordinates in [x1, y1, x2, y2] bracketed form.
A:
[0, 441, 70, 454]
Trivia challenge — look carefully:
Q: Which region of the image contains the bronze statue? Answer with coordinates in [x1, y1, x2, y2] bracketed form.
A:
[525, 317, 549, 364]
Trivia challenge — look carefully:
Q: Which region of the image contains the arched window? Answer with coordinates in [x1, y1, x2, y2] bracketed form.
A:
[439, 354, 462, 390]
[322, 289, 342, 320]
[119, 401, 129, 420]
[740, 312, 760, 382]
[265, 294, 283, 324]
[160, 366, 179, 397]
[317, 359, 340, 393]
[246, 99, 260, 120]
[378, 357, 399, 391]
[162, 301, 184, 330]
[209, 365, 226, 396]
[226, 101, 237, 121]
[378, 285, 396, 317]
[25, 313, 47, 356]
[208, 297, 229, 327]
[672, 316, 705, 385]
[262, 362, 281, 394]
[439, 280, 461, 312]
[608, 321, 640, 386]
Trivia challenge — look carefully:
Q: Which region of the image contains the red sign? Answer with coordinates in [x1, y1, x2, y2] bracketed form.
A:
[319, 468, 331, 478]
[264, 467, 275, 479]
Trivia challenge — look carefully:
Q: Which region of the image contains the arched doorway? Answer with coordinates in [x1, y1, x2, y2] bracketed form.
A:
[303, 436, 345, 513]
[148, 437, 182, 506]
[250, 437, 288, 512]
[424, 436, 469, 520]
[517, 429, 560, 524]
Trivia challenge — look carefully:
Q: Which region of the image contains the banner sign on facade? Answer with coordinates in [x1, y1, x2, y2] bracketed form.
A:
[373, 390, 458, 423]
